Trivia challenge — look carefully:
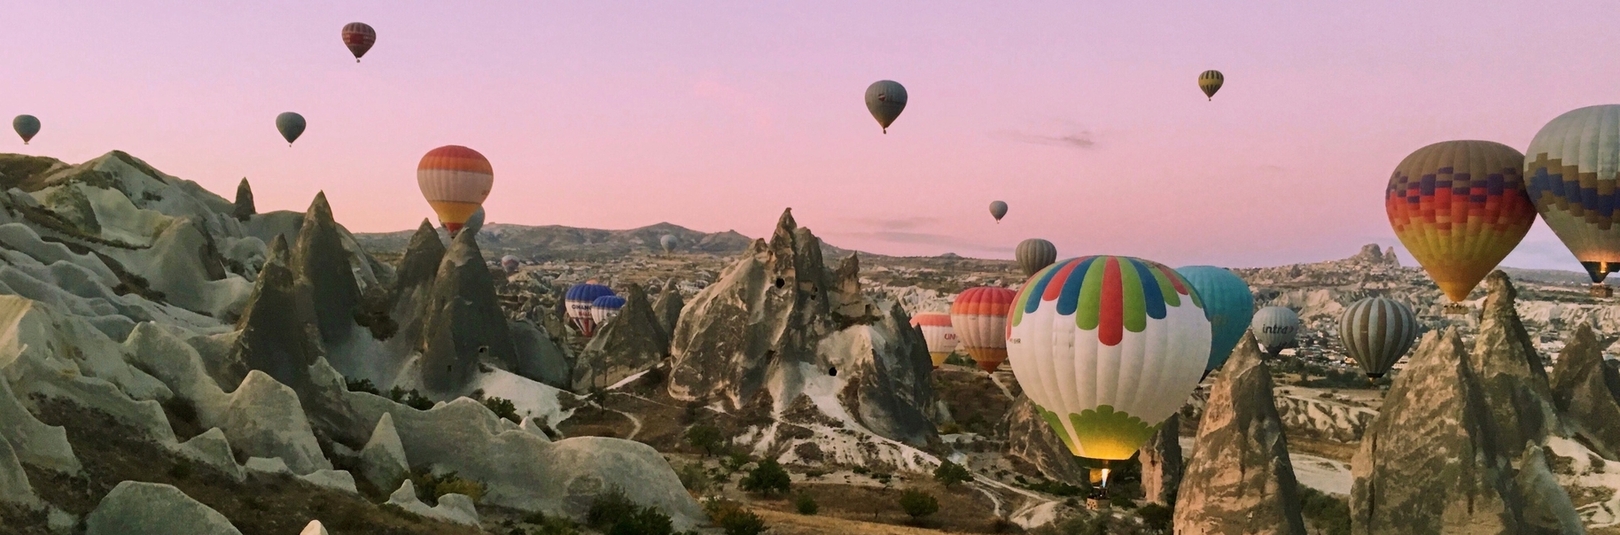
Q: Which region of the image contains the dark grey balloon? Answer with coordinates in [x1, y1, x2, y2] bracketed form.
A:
[1015, 238, 1057, 277]
[864, 80, 908, 133]
[1339, 297, 1419, 379]
[660, 234, 678, 253]
[989, 200, 1008, 222]
[13, 115, 39, 144]
[276, 112, 306, 146]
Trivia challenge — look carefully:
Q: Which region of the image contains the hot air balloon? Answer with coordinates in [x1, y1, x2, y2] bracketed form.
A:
[566, 283, 616, 337]
[1250, 306, 1300, 357]
[12, 115, 39, 145]
[951, 287, 1016, 372]
[275, 112, 306, 146]
[342, 22, 376, 62]
[909, 312, 958, 369]
[1526, 105, 1620, 297]
[865, 80, 907, 134]
[1007, 256, 1209, 493]
[660, 234, 678, 253]
[418, 145, 493, 236]
[591, 295, 627, 326]
[1387, 140, 1534, 311]
[989, 201, 1008, 223]
[1016, 239, 1057, 277]
[1175, 266, 1255, 376]
[500, 255, 520, 274]
[1339, 297, 1419, 379]
[1198, 70, 1224, 100]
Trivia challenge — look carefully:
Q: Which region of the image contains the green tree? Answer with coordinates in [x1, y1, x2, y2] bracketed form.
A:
[740, 459, 791, 497]
[794, 493, 818, 515]
[898, 489, 939, 520]
[933, 460, 973, 487]
[685, 424, 725, 457]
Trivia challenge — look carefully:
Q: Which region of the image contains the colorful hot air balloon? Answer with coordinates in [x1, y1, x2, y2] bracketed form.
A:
[1016, 239, 1057, 277]
[565, 283, 616, 337]
[1526, 105, 1620, 296]
[12, 115, 39, 145]
[275, 112, 306, 146]
[418, 145, 493, 236]
[909, 312, 958, 369]
[1250, 306, 1300, 357]
[660, 234, 678, 253]
[1386, 140, 1534, 309]
[342, 22, 376, 62]
[1198, 70, 1224, 100]
[989, 201, 1008, 223]
[865, 80, 907, 134]
[951, 287, 1016, 372]
[1007, 256, 1209, 490]
[500, 255, 520, 274]
[1175, 266, 1255, 376]
[1339, 297, 1419, 379]
[591, 295, 628, 326]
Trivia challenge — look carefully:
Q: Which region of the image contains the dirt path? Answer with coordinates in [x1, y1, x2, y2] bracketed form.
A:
[752, 508, 950, 534]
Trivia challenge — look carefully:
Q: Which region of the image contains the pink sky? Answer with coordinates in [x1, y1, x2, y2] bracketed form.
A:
[3, 1, 1617, 269]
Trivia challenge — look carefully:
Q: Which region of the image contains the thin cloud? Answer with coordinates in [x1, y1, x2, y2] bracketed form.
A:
[991, 129, 1097, 150]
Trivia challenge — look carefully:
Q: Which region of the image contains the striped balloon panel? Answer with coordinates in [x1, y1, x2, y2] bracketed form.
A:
[342, 22, 376, 58]
[1198, 70, 1223, 98]
[1526, 105, 1620, 282]
[1386, 140, 1533, 301]
[418, 145, 493, 230]
[565, 284, 615, 336]
[951, 287, 1015, 372]
[591, 295, 627, 326]
[1339, 297, 1418, 378]
[1007, 256, 1209, 461]
[1249, 306, 1300, 351]
[1174, 265, 1255, 374]
[911, 313, 958, 367]
[1016, 239, 1058, 277]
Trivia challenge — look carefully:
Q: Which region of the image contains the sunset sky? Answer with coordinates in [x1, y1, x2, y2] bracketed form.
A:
[3, 1, 1617, 270]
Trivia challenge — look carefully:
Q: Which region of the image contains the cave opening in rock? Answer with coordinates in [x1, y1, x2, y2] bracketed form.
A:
[774, 277, 785, 289]
[828, 366, 837, 377]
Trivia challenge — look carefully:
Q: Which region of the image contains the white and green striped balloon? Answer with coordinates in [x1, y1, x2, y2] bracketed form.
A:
[1339, 297, 1419, 379]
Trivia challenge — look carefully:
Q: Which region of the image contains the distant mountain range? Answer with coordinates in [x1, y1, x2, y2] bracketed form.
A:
[352, 221, 872, 262]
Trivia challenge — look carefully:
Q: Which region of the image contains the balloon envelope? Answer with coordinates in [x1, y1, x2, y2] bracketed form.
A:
[342, 22, 376, 61]
[565, 283, 616, 337]
[1386, 140, 1533, 301]
[1250, 306, 1300, 354]
[591, 295, 628, 326]
[1198, 70, 1224, 100]
[275, 112, 306, 145]
[12, 115, 39, 144]
[951, 287, 1016, 372]
[910, 312, 957, 368]
[864, 80, 908, 133]
[989, 201, 1008, 222]
[660, 234, 678, 253]
[500, 255, 520, 274]
[1016, 239, 1057, 277]
[418, 146, 493, 235]
[1339, 297, 1419, 379]
[1526, 105, 1620, 283]
[1175, 266, 1255, 374]
[1008, 256, 1209, 464]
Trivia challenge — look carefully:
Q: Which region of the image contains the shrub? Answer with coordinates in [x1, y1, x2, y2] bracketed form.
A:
[587, 487, 639, 527]
[705, 498, 767, 535]
[523, 511, 582, 535]
[344, 377, 379, 395]
[740, 459, 791, 497]
[411, 470, 485, 504]
[939, 422, 962, 434]
[589, 487, 676, 535]
[1109, 491, 1137, 509]
[934, 460, 973, 487]
[795, 493, 819, 515]
[1021, 478, 1085, 497]
[482, 396, 519, 423]
[1136, 502, 1172, 531]
[723, 452, 752, 472]
[388, 387, 436, 410]
[685, 424, 726, 457]
[898, 489, 940, 520]
[676, 462, 711, 493]
[1299, 487, 1351, 535]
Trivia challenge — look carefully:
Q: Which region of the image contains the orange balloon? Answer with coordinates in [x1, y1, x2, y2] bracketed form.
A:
[1386, 140, 1534, 302]
[950, 287, 1016, 372]
[417, 146, 493, 234]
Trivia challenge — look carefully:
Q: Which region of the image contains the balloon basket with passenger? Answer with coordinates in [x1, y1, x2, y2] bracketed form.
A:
[1442, 302, 1470, 315]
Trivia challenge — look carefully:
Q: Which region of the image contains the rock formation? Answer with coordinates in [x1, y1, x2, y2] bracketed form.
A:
[0, 433, 40, 509]
[666, 209, 936, 446]
[1175, 333, 1306, 535]
[575, 283, 669, 391]
[419, 227, 516, 393]
[216, 371, 332, 474]
[1139, 413, 1182, 506]
[84, 481, 242, 535]
[651, 279, 684, 339]
[1350, 329, 1528, 534]
[388, 479, 481, 525]
[1466, 271, 1559, 460]
[1001, 395, 1088, 486]
[1513, 445, 1587, 534]
[1549, 324, 1620, 459]
[291, 192, 363, 346]
[232, 178, 254, 221]
[359, 412, 410, 492]
[508, 319, 572, 389]
[229, 235, 320, 391]
[382, 220, 446, 378]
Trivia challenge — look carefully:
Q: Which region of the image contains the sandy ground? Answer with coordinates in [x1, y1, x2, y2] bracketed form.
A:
[752, 508, 950, 535]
